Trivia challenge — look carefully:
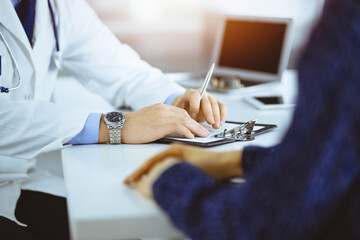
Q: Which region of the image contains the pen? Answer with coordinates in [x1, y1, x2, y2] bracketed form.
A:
[199, 63, 215, 99]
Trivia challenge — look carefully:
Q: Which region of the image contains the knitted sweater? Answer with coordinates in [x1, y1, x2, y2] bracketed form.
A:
[153, 0, 360, 239]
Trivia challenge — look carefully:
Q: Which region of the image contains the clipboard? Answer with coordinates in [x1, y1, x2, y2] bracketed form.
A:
[155, 121, 277, 147]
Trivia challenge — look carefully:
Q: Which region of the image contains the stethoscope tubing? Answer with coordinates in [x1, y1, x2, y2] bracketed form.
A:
[0, 0, 59, 93]
[0, 30, 21, 93]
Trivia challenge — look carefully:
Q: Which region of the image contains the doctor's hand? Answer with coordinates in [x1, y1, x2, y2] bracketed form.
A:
[99, 104, 210, 144]
[173, 89, 227, 129]
[124, 143, 243, 187]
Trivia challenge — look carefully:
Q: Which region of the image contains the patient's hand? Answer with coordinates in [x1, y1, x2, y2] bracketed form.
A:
[134, 157, 180, 198]
[124, 143, 243, 187]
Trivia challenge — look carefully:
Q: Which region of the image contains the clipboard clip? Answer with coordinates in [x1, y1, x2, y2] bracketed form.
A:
[214, 119, 257, 141]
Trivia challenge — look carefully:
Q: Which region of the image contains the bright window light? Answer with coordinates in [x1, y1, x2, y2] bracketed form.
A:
[130, 0, 163, 22]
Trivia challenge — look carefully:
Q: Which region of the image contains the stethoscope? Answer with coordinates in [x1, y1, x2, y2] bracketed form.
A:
[0, 0, 60, 93]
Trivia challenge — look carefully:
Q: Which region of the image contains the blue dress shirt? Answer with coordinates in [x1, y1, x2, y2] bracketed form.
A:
[163, 91, 183, 106]
[67, 113, 102, 144]
[11, 0, 21, 8]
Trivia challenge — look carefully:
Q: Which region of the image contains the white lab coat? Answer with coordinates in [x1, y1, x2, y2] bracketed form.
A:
[0, 0, 184, 223]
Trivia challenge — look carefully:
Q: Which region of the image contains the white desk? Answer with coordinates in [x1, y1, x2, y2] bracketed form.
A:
[61, 71, 297, 240]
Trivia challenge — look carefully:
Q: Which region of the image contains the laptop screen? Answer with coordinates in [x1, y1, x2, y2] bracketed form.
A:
[218, 19, 288, 74]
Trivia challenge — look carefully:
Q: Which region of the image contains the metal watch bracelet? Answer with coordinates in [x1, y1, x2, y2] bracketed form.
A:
[108, 125, 122, 144]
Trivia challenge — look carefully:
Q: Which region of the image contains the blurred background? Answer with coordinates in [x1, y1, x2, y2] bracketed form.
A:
[47, 0, 326, 175]
[86, 0, 325, 72]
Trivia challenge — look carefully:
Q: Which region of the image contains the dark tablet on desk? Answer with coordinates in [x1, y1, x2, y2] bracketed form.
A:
[255, 96, 284, 104]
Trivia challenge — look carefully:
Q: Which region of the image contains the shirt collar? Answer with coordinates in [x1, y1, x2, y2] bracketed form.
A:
[10, 0, 21, 8]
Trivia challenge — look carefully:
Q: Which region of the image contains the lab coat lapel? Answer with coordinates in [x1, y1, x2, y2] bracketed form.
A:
[0, 0, 34, 63]
[32, 0, 55, 79]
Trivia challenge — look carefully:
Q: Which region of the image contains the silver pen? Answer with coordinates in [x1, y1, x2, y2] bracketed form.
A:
[199, 63, 215, 99]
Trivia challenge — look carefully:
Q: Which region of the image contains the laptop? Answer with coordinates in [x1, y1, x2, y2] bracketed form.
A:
[172, 15, 294, 93]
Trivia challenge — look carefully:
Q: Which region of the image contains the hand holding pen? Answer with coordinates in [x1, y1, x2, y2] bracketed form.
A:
[117, 63, 226, 144]
[173, 63, 227, 129]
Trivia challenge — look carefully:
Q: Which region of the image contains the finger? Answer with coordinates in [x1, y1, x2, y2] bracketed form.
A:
[218, 101, 227, 125]
[200, 95, 215, 125]
[208, 95, 221, 129]
[188, 91, 201, 119]
[125, 159, 165, 185]
[172, 94, 183, 107]
[173, 123, 195, 139]
[169, 117, 208, 138]
[173, 108, 210, 137]
[183, 119, 210, 138]
[170, 108, 209, 138]
[136, 175, 152, 198]
[177, 100, 186, 109]
[124, 146, 181, 184]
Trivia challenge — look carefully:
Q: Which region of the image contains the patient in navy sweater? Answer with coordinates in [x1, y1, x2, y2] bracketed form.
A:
[125, 0, 360, 239]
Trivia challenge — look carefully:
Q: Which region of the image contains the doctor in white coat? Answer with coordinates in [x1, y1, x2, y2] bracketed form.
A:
[0, 0, 226, 238]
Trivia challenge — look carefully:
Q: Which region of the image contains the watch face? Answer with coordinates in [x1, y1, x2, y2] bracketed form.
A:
[106, 112, 123, 123]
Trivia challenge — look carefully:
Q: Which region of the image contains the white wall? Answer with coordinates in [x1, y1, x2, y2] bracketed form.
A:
[86, 0, 325, 72]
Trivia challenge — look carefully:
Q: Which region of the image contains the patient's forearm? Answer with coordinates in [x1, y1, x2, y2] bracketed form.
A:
[197, 150, 242, 179]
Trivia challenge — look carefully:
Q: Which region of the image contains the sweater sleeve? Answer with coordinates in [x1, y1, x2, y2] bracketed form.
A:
[154, 160, 325, 240]
[241, 145, 277, 177]
[154, 147, 359, 240]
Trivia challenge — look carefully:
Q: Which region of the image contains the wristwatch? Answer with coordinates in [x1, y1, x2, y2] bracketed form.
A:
[104, 111, 126, 144]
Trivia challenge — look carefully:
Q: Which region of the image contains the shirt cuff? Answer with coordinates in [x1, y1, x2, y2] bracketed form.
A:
[66, 113, 102, 145]
[164, 92, 184, 105]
